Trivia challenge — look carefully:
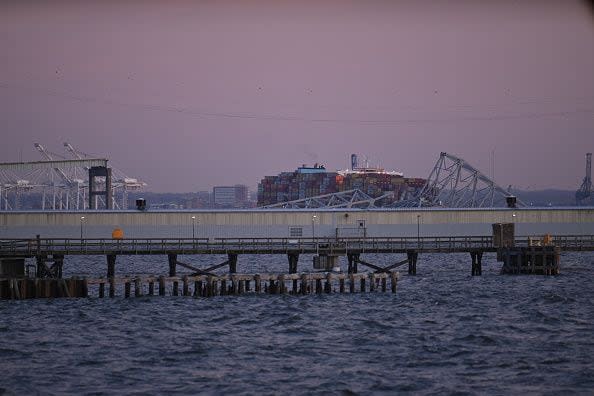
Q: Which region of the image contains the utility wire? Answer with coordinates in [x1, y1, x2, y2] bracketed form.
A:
[1, 81, 593, 125]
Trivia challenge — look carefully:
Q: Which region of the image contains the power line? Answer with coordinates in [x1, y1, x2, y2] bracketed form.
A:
[1, 81, 593, 125]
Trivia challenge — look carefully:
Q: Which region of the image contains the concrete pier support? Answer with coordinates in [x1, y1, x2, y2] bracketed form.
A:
[471, 251, 483, 276]
[407, 251, 418, 275]
[228, 253, 238, 273]
[347, 253, 359, 273]
[287, 253, 299, 274]
[107, 254, 117, 277]
[168, 253, 177, 277]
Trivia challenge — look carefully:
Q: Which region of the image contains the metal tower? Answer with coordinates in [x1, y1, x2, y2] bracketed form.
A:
[576, 153, 592, 206]
[395, 152, 523, 208]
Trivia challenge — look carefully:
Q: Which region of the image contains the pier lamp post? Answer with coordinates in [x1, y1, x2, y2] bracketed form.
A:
[191, 216, 196, 239]
[312, 215, 317, 241]
[80, 216, 85, 240]
[416, 214, 421, 248]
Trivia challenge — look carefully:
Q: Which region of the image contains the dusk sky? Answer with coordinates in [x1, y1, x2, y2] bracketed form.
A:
[1, 1, 593, 192]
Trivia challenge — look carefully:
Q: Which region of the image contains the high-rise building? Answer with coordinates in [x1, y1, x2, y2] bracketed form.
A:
[213, 185, 249, 208]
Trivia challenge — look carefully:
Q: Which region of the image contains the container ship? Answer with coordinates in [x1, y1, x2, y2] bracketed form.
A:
[257, 154, 425, 207]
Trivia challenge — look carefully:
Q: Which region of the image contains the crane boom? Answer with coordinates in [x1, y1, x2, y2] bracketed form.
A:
[34, 143, 72, 185]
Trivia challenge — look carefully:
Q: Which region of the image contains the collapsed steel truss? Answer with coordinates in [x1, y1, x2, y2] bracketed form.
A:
[261, 152, 521, 209]
[261, 189, 394, 209]
[395, 152, 523, 208]
[575, 153, 592, 206]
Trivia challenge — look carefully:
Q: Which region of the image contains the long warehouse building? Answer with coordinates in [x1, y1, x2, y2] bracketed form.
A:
[0, 208, 593, 239]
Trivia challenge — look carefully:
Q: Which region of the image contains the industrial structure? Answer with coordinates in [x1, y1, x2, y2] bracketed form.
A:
[259, 152, 520, 209]
[0, 143, 146, 210]
[258, 154, 425, 207]
[576, 153, 592, 206]
[395, 152, 522, 208]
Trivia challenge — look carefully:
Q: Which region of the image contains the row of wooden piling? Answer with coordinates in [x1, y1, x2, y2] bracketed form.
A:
[0, 272, 399, 300]
[499, 246, 560, 275]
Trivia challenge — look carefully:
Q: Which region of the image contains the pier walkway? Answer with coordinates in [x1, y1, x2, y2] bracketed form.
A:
[1, 235, 594, 257]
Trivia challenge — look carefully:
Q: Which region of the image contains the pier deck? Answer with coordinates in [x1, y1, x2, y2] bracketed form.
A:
[2, 235, 594, 257]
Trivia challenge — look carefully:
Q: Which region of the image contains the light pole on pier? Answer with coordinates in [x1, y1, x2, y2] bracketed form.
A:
[416, 214, 421, 249]
[312, 215, 317, 241]
[191, 215, 196, 239]
[80, 216, 85, 240]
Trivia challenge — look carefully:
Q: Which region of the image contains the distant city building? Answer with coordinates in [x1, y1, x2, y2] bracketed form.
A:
[185, 191, 212, 209]
[213, 185, 249, 208]
[257, 155, 426, 207]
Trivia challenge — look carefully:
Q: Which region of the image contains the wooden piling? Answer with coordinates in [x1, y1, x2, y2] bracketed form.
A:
[82, 278, 89, 298]
[228, 253, 238, 274]
[168, 253, 177, 277]
[134, 277, 142, 297]
[158, 276, 166, 296]
[325, 273, 332, 293]
[255, 275, 261, 293]
[300, 274, 308, 294]
[279, 274, 285, 294]
[391, 272, 398, 293]
[106, 254, 116, 278]
[109, 277, 115, 297]
[183, 276, 189, 296]
[1, 271, 402, 300]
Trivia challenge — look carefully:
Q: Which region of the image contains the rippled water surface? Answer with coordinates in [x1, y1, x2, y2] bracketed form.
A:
[2, 252, 594, 394]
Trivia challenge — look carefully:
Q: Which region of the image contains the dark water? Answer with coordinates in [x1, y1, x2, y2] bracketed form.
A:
[2, 252, 594, 395]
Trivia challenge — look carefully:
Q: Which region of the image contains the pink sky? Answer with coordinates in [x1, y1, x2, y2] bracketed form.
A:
[1, 0, 593, 192]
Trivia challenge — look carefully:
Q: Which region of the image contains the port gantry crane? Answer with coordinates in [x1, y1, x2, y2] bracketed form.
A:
[576, 153, 592, 206]
[64, 142, 146, 209]
[34, 143, 86, 210]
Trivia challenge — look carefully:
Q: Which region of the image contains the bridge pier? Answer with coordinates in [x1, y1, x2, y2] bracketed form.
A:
[471, 251, 483, 276]
[347, 253, 359, 273]
[168, 253, 177, 277]
[228, 253, 238, 273]
[407, 251, 418, 275]
[107, 254, 117, 277]
[288, 253, 299, 274]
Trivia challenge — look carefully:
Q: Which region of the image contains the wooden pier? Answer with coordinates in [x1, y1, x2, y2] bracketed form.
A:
[1, 233, 593, 300]
[0, 271, 398, 300]
[1, 234, 593, 276]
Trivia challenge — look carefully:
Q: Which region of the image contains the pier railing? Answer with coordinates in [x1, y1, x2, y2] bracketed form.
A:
[1, 235, 594, 257]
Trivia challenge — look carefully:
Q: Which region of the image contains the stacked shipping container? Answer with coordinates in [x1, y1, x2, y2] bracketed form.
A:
[257, 165, 425, 206]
